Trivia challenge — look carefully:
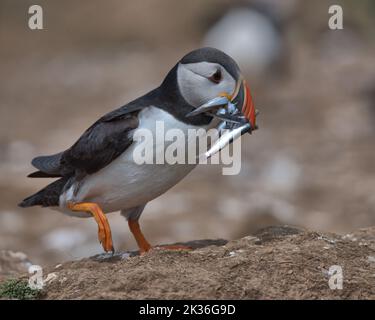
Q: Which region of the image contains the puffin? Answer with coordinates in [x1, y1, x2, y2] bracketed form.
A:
[19, 47, 256, 254]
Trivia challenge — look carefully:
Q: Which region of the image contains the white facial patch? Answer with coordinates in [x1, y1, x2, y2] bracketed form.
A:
[177, 62, 236, 107]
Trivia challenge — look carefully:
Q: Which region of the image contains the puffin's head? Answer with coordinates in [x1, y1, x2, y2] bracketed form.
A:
[175, 47, 256, 129]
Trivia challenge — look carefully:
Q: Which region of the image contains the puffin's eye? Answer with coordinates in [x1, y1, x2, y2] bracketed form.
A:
[209, 69, 222, 84]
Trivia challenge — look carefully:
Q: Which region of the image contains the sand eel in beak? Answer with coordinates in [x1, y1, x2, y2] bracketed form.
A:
[187, 76, 258, 158]
[19, 47, 258, 255]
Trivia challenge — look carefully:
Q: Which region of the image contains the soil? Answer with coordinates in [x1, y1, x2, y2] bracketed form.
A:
[3, 226, 374, 300]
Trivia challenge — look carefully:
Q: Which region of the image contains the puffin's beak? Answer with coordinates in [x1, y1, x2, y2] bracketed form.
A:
[186, 76, 257, 131]
[231, 78, 257, 130]
[185, 96, 229, 118]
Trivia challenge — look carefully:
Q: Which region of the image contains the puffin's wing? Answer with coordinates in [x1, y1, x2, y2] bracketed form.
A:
[60, 111, 139, 176]
[29, 102, 146, 178]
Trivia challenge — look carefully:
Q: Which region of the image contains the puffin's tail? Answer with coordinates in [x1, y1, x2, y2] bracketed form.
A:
[18, 177, 69, 208]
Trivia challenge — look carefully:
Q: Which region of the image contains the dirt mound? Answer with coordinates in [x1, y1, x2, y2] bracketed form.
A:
[2, 225, 372, 299]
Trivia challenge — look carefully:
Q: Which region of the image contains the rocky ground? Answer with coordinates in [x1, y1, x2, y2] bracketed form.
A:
[1, 225, 374, 299]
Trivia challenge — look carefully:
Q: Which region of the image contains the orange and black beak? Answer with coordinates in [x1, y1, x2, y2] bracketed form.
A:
[231, 78, 257, 130]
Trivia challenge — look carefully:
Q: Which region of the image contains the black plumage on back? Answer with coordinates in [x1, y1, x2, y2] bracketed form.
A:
[18, 177, 70, 207]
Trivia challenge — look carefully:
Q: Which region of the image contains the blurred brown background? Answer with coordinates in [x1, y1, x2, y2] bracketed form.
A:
[1, 0, 375, 266]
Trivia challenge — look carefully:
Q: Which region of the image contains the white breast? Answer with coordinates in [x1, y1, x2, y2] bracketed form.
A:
[59, 106, 211, 213]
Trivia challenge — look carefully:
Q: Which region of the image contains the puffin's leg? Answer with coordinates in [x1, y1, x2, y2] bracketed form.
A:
[128, 219, 152, 254]
[67, 202, 114, 252]
[128, 219, 191, 254]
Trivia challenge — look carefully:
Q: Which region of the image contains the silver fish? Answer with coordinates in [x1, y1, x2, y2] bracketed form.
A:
[188, 96, 255, 160]
[205, 122, 252, 159]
